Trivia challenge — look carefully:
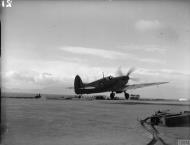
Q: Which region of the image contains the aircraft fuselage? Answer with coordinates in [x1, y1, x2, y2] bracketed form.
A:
[74, 75, 129, 94]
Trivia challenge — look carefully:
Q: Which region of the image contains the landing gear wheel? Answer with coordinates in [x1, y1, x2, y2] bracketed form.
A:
[110, 92, 115, 100]
[124, 93, 129, 100]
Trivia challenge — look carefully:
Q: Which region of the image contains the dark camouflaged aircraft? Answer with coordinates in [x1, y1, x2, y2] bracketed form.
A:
[74, 68, 168, 99]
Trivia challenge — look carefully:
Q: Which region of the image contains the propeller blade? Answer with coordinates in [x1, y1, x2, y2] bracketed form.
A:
[126, 67, 135, 76]
[116, 66, 124, 76]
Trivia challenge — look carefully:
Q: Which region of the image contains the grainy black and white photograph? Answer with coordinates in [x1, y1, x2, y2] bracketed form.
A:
[1, 0, 190, 145]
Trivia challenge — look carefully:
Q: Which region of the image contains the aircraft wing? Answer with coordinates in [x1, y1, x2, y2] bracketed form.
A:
[123, 82, 168, 91]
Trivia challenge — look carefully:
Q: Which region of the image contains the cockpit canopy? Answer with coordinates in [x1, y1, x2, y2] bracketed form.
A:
[109, 76, 113, 80]
[105, 75, 113, 80]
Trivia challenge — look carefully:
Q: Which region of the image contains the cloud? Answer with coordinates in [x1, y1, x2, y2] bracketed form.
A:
[134, 68, 190, 91]
[60, 46, 164, 65]
[135, 19, 163, 31]
[4, 71, 37, 83]
[139, 58, 165, 64]
[60, 46, 126, 59]
[2, 70, 65, 89]
[143, 47, 166, 53]
[159, 69, 190, 77]
[135, 68, 161, 77]
[135, 68, 190, 79]
[118, 44, 166, 64]
[120, 44, 167, 54]
[135, 20, 179, 43]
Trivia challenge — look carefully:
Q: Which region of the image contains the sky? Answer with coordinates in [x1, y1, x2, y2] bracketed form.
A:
[2, 0, 190, 99]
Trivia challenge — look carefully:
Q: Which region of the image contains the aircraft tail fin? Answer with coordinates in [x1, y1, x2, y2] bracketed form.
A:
[74, 75, 84, 94]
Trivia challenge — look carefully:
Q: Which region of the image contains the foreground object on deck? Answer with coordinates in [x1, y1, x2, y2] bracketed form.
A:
[140, 110, 190, 145]
[143, 110, 190, 127]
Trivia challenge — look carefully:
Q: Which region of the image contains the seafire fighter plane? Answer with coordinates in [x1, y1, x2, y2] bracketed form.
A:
[74, 68, 168, 100]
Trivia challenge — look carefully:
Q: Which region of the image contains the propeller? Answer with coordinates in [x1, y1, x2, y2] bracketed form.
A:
[116, 66, 124, 76]
[126, 67, 135, 77]
[116, 67, 139, 81]
[127, 68, 140, 81]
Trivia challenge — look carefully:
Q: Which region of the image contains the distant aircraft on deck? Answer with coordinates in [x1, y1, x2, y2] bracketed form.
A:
[72, 68, 168, 100]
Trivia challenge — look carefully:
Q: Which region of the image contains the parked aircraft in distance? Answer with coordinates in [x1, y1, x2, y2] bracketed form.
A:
[73, 68, 168, 100]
